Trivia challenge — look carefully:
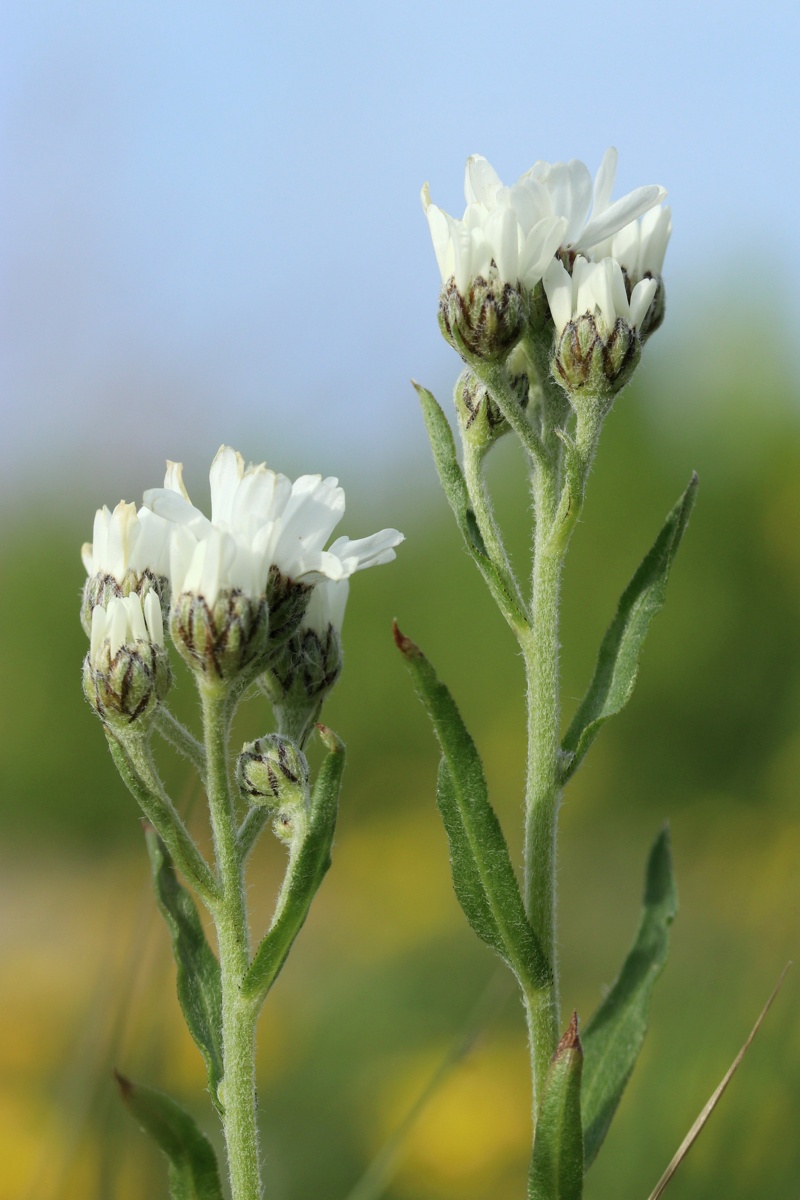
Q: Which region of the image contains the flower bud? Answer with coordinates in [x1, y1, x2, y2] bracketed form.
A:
[553, 313, 641, 402]
[454, 367, 529, 451]
[236, 735, 310, 845]
[83, 593, 171, 727]
[439, 269, 524, 362]
[170, 589, 269, 682]
[236, 734, 310, 809]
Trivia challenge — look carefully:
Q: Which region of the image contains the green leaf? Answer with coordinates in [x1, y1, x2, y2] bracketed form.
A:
[115, 1073, 224, 1200]
[581, 826, 678, 1168]
[413, 381, 527, 629]
[561, 474, 698, 783]
[145, 829, 224, 1115]
[529, 1014, 584, 1200]
[241, 726, 344, 1004]
[395, 624, 550, 993]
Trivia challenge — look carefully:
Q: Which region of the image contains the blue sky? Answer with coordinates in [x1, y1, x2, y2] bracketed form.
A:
[2, 0, 799, 508]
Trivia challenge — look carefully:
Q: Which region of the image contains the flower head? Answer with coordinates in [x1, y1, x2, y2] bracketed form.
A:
[83, 592, 170, 725]
[544, 256, 657, 401]
[422, 148, 666, 295]
[81, 501, 171, 633]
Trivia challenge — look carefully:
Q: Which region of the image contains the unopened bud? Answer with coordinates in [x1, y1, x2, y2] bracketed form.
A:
[454, 368, 529, 450]
[236, 734, 310, 810]
[236, 735, 310, 845]
[170, 589, 268, 681]
[439, 268, 524, 362]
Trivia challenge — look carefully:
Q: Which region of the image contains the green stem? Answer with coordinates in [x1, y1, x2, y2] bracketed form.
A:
[479, 361, 551, 472]
[462, 441, 527, 618]
[201, 685, 262, 1200]
[521, 464, 564, 1113]
[153, 707, 207, 778]
[106, 731, 218, 904]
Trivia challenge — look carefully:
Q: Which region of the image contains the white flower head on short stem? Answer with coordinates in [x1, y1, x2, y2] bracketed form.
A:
[84, 592, 171, 726]
[544, 256, 657, 401]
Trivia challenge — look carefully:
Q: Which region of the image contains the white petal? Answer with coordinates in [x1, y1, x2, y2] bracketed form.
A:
[592, 147, 618, 215]
[464, 155, 503, 207]
[630, 277, 658, 329]
[542, 257, 573, 333]
[209, 446, 246, 526]
[164, 461, 190, 499]
[576, 185, 667, 251]
[143, 590, 164, 645]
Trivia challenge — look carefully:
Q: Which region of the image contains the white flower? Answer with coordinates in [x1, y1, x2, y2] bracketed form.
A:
[82, 500, 171, 584]
[143, 446, 404, 605]
[589, 203, 672, 281]
[89, 591, 165, 665]
[422, 148, 665, 294]
[543, 255, 657, 336]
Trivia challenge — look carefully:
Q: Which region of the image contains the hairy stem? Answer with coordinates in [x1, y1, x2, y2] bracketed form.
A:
[201, 685, 262, 1200]
[462, 442, 526, 617]
[522, 462, 564, 1112]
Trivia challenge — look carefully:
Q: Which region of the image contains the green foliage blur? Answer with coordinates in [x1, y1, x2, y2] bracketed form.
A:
[2, 312, 800, 1199]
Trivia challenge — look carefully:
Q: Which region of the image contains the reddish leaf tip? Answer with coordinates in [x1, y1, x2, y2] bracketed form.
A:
[314, 723, 343, 754]
[556, 1011, 582, 1055]
[113, 1069, 133, 1099]
[392, 620, 420, 658]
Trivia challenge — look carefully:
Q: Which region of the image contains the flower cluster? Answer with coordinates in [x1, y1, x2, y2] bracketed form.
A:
[422, 148, 671, 394]
[81, 446, 403, 727]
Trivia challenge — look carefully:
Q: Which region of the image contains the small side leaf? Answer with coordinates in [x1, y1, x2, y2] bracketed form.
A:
[529, 1014, 584, 1200]
[581, 826, 678, 1168]
[115, 1073, 224, 1200]
[395, 624, 550, 993]
[241, 726, 344, 1004]
[561, 474, 698, 783]
[145, 829, 224, 1114]
[413, 381, 527, 629]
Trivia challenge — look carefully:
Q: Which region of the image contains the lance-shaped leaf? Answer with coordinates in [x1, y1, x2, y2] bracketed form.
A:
[529, 1013, 584, 1200]
[115, 1073, 224, 1200]
[413, 381, 528, 630]
[561, 474, 698, 784]
[395, 624, 550, 993]
[145, 829, 225, 1115]
[241, 726, 344, 1004]
[581, 826, 678, 1168]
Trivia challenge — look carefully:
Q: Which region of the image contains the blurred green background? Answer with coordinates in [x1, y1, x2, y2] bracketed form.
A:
[2, 310, 799, 1199]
